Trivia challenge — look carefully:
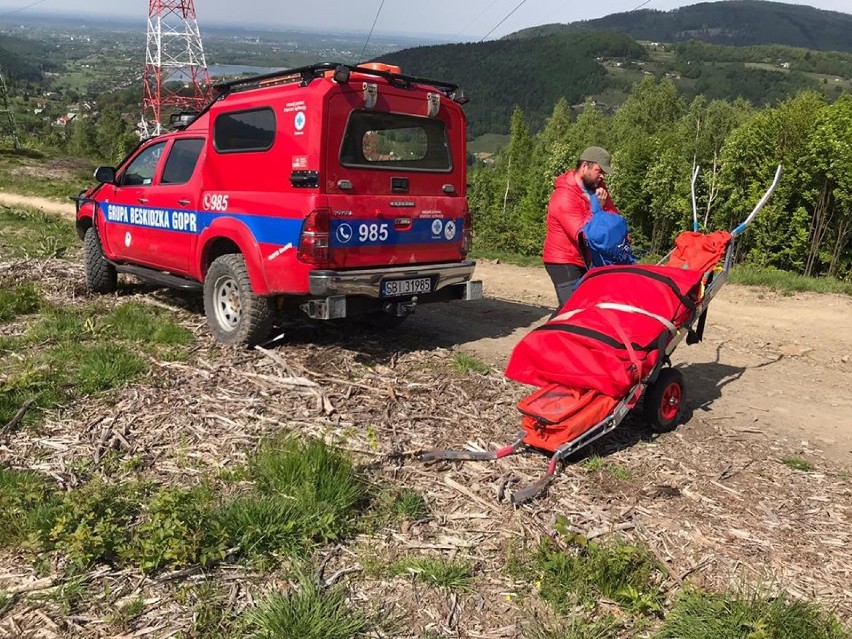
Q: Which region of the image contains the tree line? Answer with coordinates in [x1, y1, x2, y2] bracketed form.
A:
[469, 78, 852, 279]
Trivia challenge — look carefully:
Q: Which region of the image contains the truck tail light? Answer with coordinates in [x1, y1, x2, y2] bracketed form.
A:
[461, 208, 473, 257]
[297, 208, 331, 265]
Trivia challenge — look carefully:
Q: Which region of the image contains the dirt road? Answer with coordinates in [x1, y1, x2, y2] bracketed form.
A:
[6, 191, 850, 466]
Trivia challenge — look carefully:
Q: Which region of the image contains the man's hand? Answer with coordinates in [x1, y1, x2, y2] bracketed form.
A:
[595, 186, 608, 201]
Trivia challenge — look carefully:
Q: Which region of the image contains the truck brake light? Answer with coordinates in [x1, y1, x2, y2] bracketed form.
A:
[461, 209, 473, 257]
[297, 208, 331, 265]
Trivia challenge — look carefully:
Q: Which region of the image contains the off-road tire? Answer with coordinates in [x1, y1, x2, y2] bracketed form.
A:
[203, 254, 273, 347]
[643, 367, 685, 433]
[83, 226, 117, 294]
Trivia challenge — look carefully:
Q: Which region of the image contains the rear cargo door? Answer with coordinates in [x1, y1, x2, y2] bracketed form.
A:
[325, 92, 467, 272]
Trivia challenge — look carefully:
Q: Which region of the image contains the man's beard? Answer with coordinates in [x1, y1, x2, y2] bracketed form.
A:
[581, 173, 600, 190]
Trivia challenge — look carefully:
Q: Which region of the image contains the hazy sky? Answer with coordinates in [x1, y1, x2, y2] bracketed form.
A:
[0, 0, 849, 40]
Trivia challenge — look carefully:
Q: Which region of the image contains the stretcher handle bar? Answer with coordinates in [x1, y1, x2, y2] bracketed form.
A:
[691, 164, 700, 232]
[419, 435, 524, 462]
[511, 464, 557, 505]
[420, 449, 497, 462]
[731, 164, 783, 238]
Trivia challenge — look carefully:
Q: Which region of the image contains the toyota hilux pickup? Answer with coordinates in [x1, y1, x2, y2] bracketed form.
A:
[75, 62, 482, 345]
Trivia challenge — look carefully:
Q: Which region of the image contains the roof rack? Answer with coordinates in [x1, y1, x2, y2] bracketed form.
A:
[213, 62, 464, 100]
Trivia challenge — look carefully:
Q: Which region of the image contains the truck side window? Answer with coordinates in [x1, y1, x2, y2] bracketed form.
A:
[121, 141, 167, 187]
[340, 111, 451, 172]
[161, 138, 205, 184]
[214, 108, 275, 152]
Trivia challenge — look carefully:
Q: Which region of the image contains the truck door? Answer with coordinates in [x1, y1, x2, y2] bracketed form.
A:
[143, 137, 206, 274]
[98, 138, 204, 275]
[98, 139, 171, 270]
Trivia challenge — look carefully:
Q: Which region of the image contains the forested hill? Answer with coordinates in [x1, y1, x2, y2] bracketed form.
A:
[0, 35, 55, 82]
[508, 1, 852, 53]
[377, 32, 646, 137]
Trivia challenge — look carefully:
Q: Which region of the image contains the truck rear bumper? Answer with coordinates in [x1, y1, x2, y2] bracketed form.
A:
[308, 260, 480, 298]
[303, 260, 483, 320]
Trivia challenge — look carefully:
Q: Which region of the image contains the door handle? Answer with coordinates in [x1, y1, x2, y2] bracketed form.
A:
[177, 199, 190, 206]
[138, 198, 148, 204]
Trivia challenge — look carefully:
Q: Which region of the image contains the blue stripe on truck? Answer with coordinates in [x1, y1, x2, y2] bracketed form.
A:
[99, 203, 462, 248]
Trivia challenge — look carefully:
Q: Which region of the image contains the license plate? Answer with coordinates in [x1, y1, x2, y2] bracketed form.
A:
[381, 277, 432, 297]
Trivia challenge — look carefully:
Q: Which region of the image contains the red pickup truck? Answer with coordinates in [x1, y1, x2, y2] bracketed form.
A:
[75, 62, 482, 345]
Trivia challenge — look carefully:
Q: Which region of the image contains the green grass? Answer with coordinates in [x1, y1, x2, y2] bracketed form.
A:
[39, 575, 88, 615]
[581, 456, 633, 480]
[388, 555, 474, 592]
[214, 436, 368, 562]
[3, 437, 366, 574]
[528, 535, 665, 616]
[782, 457, 815, 472]
[655, 587, 851, 639]
[0, 207, 78, 259]
[372, 487, 430, 524]
[730, 265, 852, 296]
[0, 468, 61, 546]
[0, 281, 43, 322]
[105, 302, 195, 345]
[0, 302, 194, 427]
[525, 613, 623, 639]
[452, 351, 491, 374]
[106, 595, 145, 630]
[245, 569, 370, 639]
[178, 581, 242, 639]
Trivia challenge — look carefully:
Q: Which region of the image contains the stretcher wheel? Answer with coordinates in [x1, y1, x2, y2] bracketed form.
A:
[644, 368, 684, 432]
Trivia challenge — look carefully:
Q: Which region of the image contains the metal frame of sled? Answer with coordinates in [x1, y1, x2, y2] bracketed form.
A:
[420, 165, 783, 505]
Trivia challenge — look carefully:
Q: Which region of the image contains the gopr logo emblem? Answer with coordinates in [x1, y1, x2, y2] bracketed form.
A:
[431, 219, 443, 236]
[444, 220, 456, 240]
[336, 223, 353, 244]
[294, 111, 306, 131]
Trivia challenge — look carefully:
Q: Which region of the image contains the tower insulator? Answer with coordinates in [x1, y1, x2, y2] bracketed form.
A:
[141, 0, 212, 138]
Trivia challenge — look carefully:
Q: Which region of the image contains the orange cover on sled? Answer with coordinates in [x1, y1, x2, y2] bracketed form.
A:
[666, 230, 731, 274]
[518, 383, 619, 452]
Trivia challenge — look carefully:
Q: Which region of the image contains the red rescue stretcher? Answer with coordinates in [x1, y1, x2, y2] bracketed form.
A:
[421, 165, 783, 504]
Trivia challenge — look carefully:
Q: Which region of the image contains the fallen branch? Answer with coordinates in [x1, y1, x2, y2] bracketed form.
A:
[1, 399, 34, 436]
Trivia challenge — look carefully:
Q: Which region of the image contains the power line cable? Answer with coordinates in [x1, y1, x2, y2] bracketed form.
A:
[453, 0, 504, 40]
[0, 0, 49, 19]
[540, 0, 655, 32]
[630, 0, 654, 11]
[358, 0, 387, 62]
[478, 0, 533, 42]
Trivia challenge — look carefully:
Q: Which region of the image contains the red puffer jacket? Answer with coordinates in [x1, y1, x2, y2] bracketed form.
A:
[542, 170, 619, 266]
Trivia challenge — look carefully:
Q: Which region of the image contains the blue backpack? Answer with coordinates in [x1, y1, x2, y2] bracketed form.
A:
[581, 193, 635, 268]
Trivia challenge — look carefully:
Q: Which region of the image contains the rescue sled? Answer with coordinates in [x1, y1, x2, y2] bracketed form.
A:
[421, 165, 783, 504]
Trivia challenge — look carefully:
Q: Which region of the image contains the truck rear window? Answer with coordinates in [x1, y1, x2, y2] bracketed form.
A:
[340, 111, 451, 172]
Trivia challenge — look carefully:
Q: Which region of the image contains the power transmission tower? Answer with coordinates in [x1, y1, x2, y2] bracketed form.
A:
[141, 0, 212, 138]
[0, 66, 20, 150]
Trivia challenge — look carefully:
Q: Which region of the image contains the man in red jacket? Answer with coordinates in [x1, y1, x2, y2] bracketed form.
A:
[543, 146, 619, 307]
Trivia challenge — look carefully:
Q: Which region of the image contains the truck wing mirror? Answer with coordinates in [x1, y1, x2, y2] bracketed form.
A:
[94, 166, 116, 185]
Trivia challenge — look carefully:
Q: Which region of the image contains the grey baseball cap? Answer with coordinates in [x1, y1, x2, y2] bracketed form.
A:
[580, 146, 612, 174]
